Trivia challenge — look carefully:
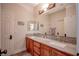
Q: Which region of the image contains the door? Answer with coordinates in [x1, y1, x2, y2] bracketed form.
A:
[29, 39, 34, 55]
[26, 37, 30, 52]
[1, 4, 15, 55]
[0, 4, 1, 49]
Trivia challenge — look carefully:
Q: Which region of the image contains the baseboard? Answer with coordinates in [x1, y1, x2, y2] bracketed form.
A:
[16, 48, 26, 53]
[11, 50, 26, 56]
[11, 48, 26, 56]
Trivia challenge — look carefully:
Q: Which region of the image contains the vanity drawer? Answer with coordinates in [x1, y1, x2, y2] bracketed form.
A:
[42, 44, 51, 50]
[51, 48, 72, 56]
[34, 41, 41, 48]
[34, 52, 40, 56]
[51, 49, 66, 56]
[34, 46, 40, 55]
[41, 44, 51, 56]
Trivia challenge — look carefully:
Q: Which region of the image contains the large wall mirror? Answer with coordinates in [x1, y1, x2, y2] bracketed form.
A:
[27, 21, 39, 31]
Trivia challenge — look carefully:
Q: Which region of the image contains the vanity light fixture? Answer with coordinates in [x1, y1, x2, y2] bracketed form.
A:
[38, 3, 56, 15]
[47, 3, 56, 10]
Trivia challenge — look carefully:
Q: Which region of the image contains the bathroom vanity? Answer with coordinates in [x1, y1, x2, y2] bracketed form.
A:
[25, 36, 76, 56]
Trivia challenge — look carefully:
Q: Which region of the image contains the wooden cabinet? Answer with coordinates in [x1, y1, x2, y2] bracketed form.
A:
[51, 48, 66, 56]
[41, 44, 51, 56]
[26, 37, 30, 52]
[33, 41, 41, 56]
[34, 46, 40, 55]
[34, 52, 39, 56]
[29, 39, 33, 55]
[26, 37, 73, 56]
[51, 48, 73, 56]
[34, 41, 40, 48]
[26, 37, 33, 55]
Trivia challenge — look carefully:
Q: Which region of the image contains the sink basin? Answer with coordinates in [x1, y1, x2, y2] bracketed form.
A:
[65, 44, 76, 50]
[41, 38, 67, 48]
[43, 38, 50, 40]
[50, 41, 67, 48]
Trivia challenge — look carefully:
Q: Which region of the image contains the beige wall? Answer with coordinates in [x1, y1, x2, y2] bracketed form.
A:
[64, 4, 77, 37]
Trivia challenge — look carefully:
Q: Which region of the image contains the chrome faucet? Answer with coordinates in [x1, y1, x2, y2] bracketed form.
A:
[43, 32, 47, 38]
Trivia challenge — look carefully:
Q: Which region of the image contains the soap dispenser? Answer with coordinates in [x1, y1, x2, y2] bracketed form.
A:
[64, 33, 67, 42]
[56, 32, 60, 40]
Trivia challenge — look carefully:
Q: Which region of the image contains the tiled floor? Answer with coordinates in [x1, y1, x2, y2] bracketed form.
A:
[12, 51, 31, 56]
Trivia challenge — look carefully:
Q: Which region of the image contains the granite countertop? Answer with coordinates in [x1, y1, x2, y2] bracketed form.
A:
[26, 36, 76, 55]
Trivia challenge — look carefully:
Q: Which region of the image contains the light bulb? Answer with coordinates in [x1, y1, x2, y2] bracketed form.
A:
[42, 4, 49, 11]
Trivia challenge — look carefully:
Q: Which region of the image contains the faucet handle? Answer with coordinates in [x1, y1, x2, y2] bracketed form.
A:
[64, 34, 66, 37]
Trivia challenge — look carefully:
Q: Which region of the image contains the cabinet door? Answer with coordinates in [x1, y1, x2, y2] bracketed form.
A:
[26, 37, 30, 52]
[33, 41, 41, 56]
[34, 52, 40, 56]
[41, 44, 51, 56]
[29, 39, 34, 55]
[51, 48, 66, 56]
[34, 41, 40, 48]
[34, 46, 40, 55]
[42, 49, 50, 56]
[26, 37, 34, 55]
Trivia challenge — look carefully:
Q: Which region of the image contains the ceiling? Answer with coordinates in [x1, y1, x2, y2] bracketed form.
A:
[18, 3, 76, 15]
[19, 3, 38, 7]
